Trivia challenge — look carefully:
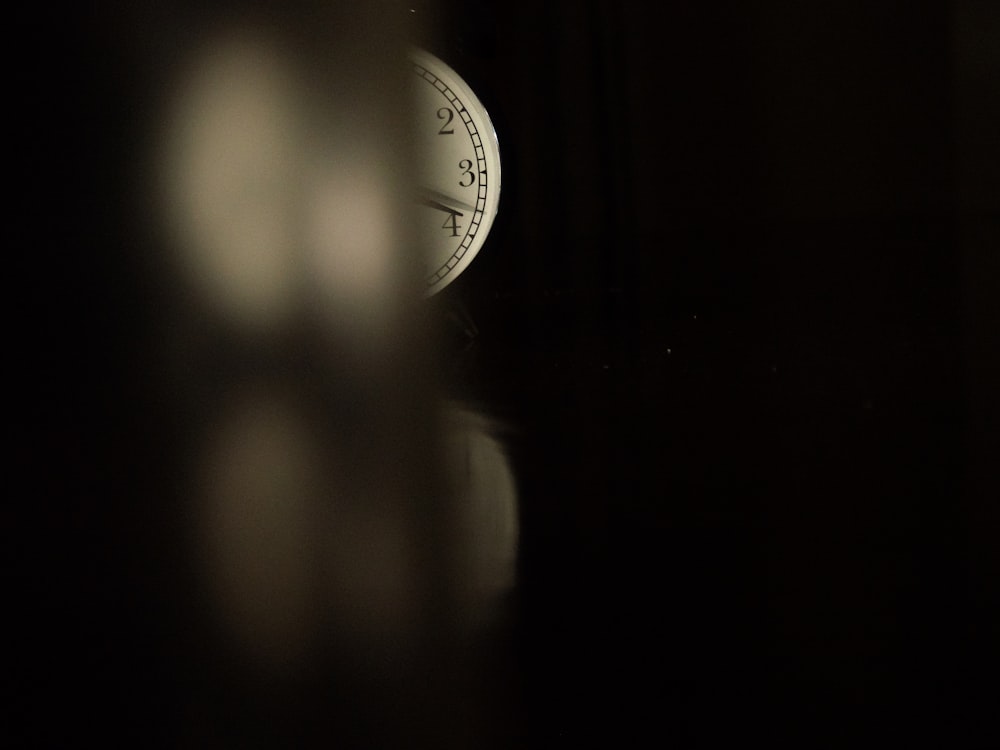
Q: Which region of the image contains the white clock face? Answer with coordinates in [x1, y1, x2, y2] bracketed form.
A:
[411, 49, 501, 295]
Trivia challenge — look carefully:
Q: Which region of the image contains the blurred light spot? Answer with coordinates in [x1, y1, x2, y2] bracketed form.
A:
[305, 158, 398, 314]
[161, 34, 303, 331]
[444, 403, 519, 616]
[198, 389, 321, 673]
[321, 489, 420, 644]
[196, 397, 518, 670]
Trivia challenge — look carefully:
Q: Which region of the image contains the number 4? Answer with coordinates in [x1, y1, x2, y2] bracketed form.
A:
[442, 211, 461, 237]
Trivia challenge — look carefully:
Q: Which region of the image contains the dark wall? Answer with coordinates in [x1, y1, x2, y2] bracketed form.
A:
[432, 1, 997, 746]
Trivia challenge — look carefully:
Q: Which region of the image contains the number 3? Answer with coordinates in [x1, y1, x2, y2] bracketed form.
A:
[459, 159, 475, 187]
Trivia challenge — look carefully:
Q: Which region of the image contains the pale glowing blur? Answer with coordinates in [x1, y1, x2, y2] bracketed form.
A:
[197, 391, 518, 673]
[304, 154, 400, 326]
[444, 404, 519, 617]
[198, 388, 321, 673]
[154, 22, 518, 686]
[159, 32, 407, 337]
[161, 34, 303, 331]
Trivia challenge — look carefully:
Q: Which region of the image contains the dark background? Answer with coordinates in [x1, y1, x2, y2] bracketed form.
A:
[19, 1, 996, 748]
[429, 0, 997, 746]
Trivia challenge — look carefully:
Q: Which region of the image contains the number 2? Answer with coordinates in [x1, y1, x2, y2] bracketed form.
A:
[437, 107, 454, 134]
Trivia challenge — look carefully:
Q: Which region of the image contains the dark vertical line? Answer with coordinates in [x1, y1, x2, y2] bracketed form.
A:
[584, 0, 634, 533]
[537, 0, 570, 292]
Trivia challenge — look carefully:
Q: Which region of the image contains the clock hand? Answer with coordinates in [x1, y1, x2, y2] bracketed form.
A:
[420, 196, 464, 216]
[418, 186, 476, 213]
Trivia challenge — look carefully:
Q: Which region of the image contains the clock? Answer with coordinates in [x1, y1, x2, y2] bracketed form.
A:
[411, 48, 501, 296]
